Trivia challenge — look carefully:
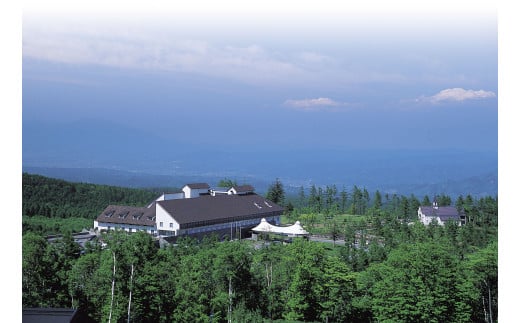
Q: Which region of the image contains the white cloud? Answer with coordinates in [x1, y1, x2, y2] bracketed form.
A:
[283, 97, 347, 111]
[22, 13, 497, 93]
[21, 18, 423, 90]
[418, 88, 496, 103]
[22, 24, 311, 86]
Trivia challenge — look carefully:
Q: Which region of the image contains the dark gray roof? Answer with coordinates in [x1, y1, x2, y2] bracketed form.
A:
[232, 185, 255, 193]
[163, 189, 184, 194]
[420, 206, 463, 221]
[22, 308, 95, 323]
[157, 194, 284, 228]
[185, 183, 210, 189]
[146, 191, 184, 207]
[95, 204, 156, 227]
[72, 232, 97, 248]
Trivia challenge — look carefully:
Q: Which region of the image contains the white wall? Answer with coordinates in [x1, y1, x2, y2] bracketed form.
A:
[155, 203, 180, 234]
[95, 213, 282, 238]
[183, 185, 210, 198]
[182, 186, 196, 198]
[417, 208, 461, 226]
[418, 208, 432, 225]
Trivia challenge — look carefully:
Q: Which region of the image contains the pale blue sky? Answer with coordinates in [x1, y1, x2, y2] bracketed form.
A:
[22, 4, 498, 152]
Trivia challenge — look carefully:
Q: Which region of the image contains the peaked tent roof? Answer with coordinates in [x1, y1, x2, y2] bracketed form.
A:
[251, 218, 276, 232]
[252, 218, 309, 236]
[284, 221, 310, 235]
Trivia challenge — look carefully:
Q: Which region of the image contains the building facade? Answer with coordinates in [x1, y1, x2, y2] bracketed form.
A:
[417, 200, 466, 226]
[94, 183, 284, 239]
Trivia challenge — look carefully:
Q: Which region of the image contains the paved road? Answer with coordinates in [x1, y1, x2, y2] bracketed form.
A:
[308, 236, 346, 245]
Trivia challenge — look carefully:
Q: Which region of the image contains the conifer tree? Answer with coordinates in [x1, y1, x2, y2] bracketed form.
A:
[266, 178, 285, 205]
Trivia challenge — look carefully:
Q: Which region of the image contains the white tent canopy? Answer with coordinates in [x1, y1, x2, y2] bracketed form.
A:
[252, 218, 309, 236]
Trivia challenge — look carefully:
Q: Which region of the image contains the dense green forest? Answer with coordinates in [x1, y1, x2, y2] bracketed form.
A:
[22, 174, 498, 322]
[22, 173, 160, 234]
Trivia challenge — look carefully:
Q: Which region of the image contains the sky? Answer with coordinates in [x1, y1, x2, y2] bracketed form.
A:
[21, 1, 499, 152]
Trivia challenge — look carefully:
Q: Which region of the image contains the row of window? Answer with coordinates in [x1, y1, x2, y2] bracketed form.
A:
[183, 217, 278, 235]
[104, 225, 155, 234]
[101, 216, 279, 236]
[159, 222, 174, 228]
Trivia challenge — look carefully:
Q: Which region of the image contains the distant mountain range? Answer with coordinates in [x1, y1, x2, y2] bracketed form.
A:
[23, 119, 498, 199]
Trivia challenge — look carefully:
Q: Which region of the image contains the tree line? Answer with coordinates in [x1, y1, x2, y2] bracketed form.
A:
[284, 182, 457, 220]
[267, 179, 496, 245]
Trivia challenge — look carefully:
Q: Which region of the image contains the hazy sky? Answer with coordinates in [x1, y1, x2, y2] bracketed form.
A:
[22, 2, 498, 151]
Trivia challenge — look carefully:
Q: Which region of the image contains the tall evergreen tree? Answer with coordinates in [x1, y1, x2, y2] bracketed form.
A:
[350, 186, 363, 215]
[408, 194, 421, 220]
[309, 185, 318, 211]
[373, 190, 382, 211]
[317, 187, 324, 213]
[266, 178, 285, 205]
[362, 188, 370, 215]
[340, 186, 348, 214]
[298, 186, 306, 208]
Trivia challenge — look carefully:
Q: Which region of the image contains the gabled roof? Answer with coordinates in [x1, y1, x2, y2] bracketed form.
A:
[184, 183, 210, 189]
[419, 206, 463, 222]
[157, 194, 283, 227]
[95, 205, 156, 227]
[231, 185, 255, 193]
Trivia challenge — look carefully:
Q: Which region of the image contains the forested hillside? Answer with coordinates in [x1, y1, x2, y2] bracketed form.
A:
[22, 173, 160, 234]
[21, 174, 498, 322]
